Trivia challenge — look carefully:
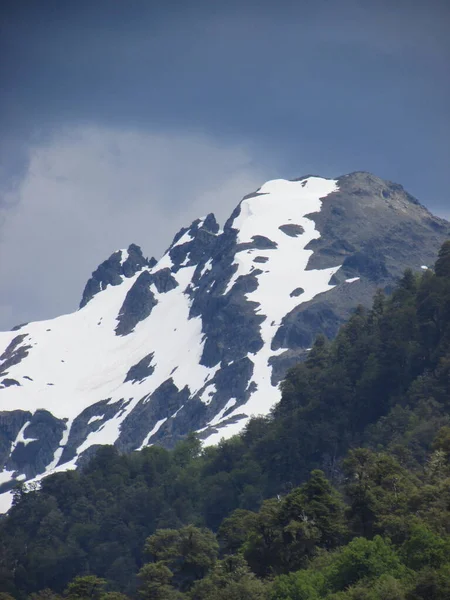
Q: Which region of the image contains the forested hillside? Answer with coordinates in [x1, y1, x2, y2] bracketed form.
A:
[1, 242, 450, 600]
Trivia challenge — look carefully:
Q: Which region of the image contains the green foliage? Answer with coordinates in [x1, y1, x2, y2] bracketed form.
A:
[270, 569, 327, 600]
[269, 537, 411, 600]
[217, 509, 259, 555]
[189, 555, 268, 600]
[432, 426, 450, 456]
[283, 469, 348, 549]
[434, 241, 450, 278]
[29, 591, 63, 600]
[328, 574, 408, 600]
[400, 525, 450, 571]
[137, 563, 183, 600]
[327, 536, 409, 591]
[407, 564, 450, 599]
[99, 593, 129, 600]
[0, 594, 18, 600]
[343, 449, 418, 540]
[65, 576, 107, 600]
[144, 526, 218, 590]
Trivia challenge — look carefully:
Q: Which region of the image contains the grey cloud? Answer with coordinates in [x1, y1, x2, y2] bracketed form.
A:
[0, 126, 272, 329]
[2, 2, 449, 149]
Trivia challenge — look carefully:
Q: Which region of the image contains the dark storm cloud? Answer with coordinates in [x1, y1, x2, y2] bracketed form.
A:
[3, 1, 449, 182]
[0, 0, 449, 328]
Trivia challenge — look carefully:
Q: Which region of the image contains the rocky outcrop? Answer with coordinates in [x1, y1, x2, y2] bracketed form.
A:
[116, 379, 190, 452]
[115, 271, 158, 336]
[0, 409, 66, 491]
[125, 353, 155, 383]
[60, 399, 126, 465]
[0, 334, 31, 376]
[0, 410, 31, 471]
[7, 410, 66, 479]
[80, 244, 153, 308]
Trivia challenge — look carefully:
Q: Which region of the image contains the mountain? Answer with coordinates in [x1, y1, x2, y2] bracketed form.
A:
[0, 171, 448, 511]
[2, 239, 450, 598]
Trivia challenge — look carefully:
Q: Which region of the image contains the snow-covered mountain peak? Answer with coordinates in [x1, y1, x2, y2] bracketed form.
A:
[1, 172, 448, 513]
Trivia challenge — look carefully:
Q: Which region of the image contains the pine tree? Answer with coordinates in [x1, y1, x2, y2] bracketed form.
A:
[435, 241, 450, 278]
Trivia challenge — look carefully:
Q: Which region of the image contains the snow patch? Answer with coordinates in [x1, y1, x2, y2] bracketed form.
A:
[172, 230, 194, 249]
[0, 469, 15, 486]
[119, 248, 129, 266]
[11, 422, 38, 449]
[44, 422, 71, 474]
[88, 415, 103, 425]
[199, 383, 217, 405]
[208, 398, 237, 426]
[155, 252, 174, 270]
[198, 259, 213, 280]
[138, 418, 167, 450]
[0, 492, 13, 514]
[171, 405, 184, 419]
[203, 417, 249, 447]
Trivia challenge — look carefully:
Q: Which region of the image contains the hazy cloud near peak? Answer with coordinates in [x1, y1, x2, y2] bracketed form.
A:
[0, 126, 273, 330]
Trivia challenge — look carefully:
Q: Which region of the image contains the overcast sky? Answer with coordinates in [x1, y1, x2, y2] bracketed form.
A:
[1, 0, 449, 330]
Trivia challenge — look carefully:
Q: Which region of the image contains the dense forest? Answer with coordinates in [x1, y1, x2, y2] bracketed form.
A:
[1, 241, 450, 600]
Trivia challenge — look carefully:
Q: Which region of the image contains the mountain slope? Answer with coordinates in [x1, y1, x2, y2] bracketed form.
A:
[0, 172, 448, 511]
[2, 242, 450, 597]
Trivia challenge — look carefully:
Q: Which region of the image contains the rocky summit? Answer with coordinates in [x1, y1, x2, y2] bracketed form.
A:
[0, 171, 448, 511]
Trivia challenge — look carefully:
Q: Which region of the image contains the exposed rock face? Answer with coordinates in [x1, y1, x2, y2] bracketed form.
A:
[0, 409, 66, 493]
[115, 272, 158, 336]
[0, 172, 448, 512]
[0, 335, 32, 377]
[59, 399, 126, 465]
[125, 353, 155, 383]
[305, 172, 446, 278]
[116, 378, 191, 452]
[80, 244, 154, 308]
[0, 411, 31, 472]
[279, 224, 305, 237]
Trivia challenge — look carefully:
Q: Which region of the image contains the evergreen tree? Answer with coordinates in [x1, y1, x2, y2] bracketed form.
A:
[434, 241, 450, 278]
[65, 576, 107, 600]
[137, 563, 183, 600]
[144, 526, 218, 591]
[189, 555, 268, 600]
